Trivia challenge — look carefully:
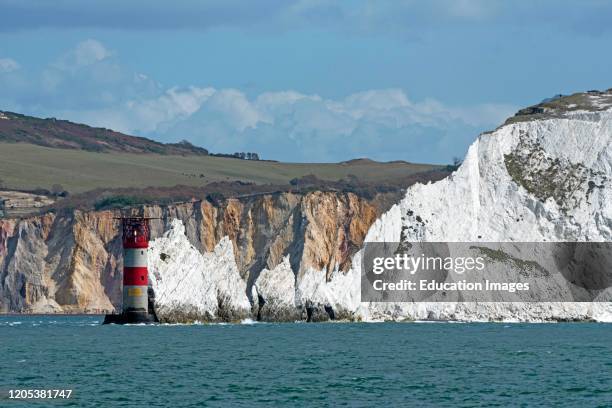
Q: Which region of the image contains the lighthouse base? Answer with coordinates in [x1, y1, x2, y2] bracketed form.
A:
[103, 310, 158, 325]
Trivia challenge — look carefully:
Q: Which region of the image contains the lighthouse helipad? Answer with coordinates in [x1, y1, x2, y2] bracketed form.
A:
[103, 217, 158, 324]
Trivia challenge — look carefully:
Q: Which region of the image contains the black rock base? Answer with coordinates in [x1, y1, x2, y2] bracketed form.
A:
[103, 310, 158, 325]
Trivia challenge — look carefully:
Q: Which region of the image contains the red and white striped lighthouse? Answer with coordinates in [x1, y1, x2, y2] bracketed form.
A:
[104, 217, 157, 324]
[121, 217, 150, 315]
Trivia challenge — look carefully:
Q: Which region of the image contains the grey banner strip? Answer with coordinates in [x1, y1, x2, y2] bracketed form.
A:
[361, 242, 612, 302]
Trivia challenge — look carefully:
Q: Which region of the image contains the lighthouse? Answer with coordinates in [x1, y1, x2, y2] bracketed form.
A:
[103, 217, 158, 324]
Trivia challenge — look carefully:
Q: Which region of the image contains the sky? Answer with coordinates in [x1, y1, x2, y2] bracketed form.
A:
[1, 0, 611, 164]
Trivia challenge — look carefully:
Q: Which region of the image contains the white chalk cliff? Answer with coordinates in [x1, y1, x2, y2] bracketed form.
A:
[148, 220, 251, 322]
[149, 91, 612, 322]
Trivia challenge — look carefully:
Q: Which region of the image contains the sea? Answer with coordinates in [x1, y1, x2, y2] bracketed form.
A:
[0, 316, 610, 407]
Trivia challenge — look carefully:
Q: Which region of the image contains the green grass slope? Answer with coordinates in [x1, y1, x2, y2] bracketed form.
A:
[0, 142, 440, 194]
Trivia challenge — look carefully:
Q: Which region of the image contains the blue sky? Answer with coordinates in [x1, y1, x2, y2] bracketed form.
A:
[1, 0, 611, 163]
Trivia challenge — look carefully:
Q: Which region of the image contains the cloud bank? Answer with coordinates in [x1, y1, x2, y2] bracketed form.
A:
[0, 40, 516, 163]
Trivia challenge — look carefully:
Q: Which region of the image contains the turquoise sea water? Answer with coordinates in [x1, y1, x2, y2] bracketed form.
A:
[0, 316, 611, 407]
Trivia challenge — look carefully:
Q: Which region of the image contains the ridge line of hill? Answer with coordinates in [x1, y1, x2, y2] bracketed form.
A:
[0, 110, 211, 156]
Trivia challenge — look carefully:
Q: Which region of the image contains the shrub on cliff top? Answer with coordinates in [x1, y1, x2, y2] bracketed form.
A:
[94, 195, 140, 210]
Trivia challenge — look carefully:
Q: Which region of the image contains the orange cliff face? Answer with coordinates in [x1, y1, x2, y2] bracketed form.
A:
[0, 219, 16, 259]
[0, 211, 119, 313]
[0, 191, 397, 314]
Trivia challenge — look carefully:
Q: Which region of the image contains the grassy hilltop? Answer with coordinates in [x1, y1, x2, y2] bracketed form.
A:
[0, 111, 448, 214]
[0, 142, 440, 194]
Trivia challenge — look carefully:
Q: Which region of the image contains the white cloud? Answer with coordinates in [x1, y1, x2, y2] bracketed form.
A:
[139, 87, 515, 162]
[73, 39, 112, 66]
[50, 39, 114, 74]
[204, 89, 267, 131]
[54, 86, 214, 134]
[0, 39, 517, 163]
[127, 86, 215, 132]
[0, 58, 20, 73]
